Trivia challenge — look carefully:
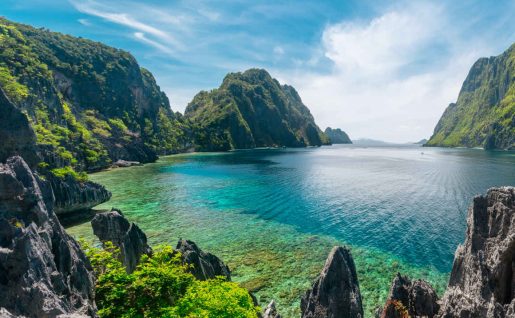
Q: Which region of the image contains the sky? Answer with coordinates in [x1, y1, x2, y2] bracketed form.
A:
[1, 0, 514, 142]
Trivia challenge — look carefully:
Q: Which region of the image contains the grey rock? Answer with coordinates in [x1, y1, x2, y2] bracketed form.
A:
[50, 174, 111, 215]
[176, 239, 231, 281]
[437, 187, 515, 317]
[0, 308, 19, 318]
[0, 85, 110, 216]
[112, 160, 142, 168]
[381, 273, 439, 318]
[0, 88, 39, 169]
[301, 246, 363, 318]
[263, 300, 282, 318]
[0, 156, 96, 317]
[91, 209, 152, 273]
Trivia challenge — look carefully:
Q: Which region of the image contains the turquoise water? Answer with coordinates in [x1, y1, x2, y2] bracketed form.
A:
[67, 145, 515, 317]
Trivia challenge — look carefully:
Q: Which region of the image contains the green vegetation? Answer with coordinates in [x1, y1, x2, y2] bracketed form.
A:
[50, 166, 88, 183]
[0, 17, 189, 175]
[82, 242, 259, 318]
[324, 127, 352, 144]
[0, 66, 28, 102]
[427, 43, 515, 150]
[185, 69, 329, 151]
[0, 17, 331, 169]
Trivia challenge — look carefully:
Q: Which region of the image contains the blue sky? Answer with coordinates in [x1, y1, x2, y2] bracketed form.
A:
[1, 0, 514, 142]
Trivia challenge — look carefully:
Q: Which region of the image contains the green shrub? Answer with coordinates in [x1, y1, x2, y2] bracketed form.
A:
[81, 242, 259, 318]
[50, 166, 88, 182]
[0, 66, 29, 102]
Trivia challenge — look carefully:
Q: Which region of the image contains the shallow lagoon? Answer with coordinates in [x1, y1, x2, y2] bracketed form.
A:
[67, 145, 515, 317]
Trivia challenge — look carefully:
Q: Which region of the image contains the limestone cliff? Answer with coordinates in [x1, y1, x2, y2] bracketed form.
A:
[0, 156, 96, 317]
[301, 246, 363, 318]
[437, 187, 514, 317]
[427, 44, 515, 150]
[185, 69, 329, 151]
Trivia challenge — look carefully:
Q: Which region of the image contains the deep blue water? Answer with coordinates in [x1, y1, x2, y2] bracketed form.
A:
[162, 145, 514, 271]
[68, 144, 515, 316]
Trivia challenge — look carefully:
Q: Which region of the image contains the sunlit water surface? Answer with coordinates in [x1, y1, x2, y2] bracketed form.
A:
[67, 145, 515, 317]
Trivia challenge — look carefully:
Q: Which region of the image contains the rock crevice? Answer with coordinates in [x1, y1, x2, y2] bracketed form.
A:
[0, 156, 96, 317]
[301, 246, 363, 318]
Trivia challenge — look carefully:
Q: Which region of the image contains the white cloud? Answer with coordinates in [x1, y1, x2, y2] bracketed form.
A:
[279, 2, 488, 143]
[78, 18, 91, 26]
[273, 46, 285, 56]
[71, 0, 184, 52]
[133, 32, 177, 56]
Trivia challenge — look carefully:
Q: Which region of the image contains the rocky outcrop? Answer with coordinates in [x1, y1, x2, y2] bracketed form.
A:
[91, 209, 152, 273]
[176, 239, 231, 281]
[0, 81, 111, 216]
[112, 159, 142, 168]
[437, 187, 515, 317]
[263, 300, 282, 318]
[324, 127, 352, 144]
[0, 88, 39, 168]
[301, 246, 363, 318]
[380, 273, 439, 318]
[0, 156, 96, 317]
[50, 175, 111, 215]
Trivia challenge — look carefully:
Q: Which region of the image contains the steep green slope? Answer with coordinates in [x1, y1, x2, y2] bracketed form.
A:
[427, 43, 515, 150]
[324, 127, 352, 144]
[0, 18, 188, 176]
[185, 69, 329, 151]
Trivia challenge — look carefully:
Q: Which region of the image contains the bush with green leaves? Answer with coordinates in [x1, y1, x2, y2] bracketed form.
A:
[81, 241, 259, 318]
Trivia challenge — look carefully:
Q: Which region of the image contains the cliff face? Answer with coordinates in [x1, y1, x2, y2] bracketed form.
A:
[0, 87, 39, 168]
[0, 83, 110, 214]
[0, 156, 96, 317]
[324, 127, 352, 144]
[427, 43, 515, 150]
[185, 69, 329, 151]
[301, 246, 363, 318]
[380, 274, 439, 318]
[91, 209, 152, 273]
[437, 187, 514, 317]
[0, 17, 188, 176]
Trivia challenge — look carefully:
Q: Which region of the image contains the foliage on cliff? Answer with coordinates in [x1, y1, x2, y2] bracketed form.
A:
[185, 69, 329, 151]
[83, 242, 259, 318]
[324, 127, 352, 144]
[0, 17, 188, 176]
[427, 43, 515, 149]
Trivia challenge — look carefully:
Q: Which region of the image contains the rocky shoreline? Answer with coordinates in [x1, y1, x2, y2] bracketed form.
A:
[0, 153, 513, 317]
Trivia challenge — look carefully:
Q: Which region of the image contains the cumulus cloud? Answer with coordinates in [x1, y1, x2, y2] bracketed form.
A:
[280, 2, 489, 142]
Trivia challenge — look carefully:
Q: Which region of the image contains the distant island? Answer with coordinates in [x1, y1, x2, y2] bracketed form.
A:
[352, 138, 394, 146]
[185, 69, 330, 151]
[324, 127, 352, 144]
[414, 138, 428, 145]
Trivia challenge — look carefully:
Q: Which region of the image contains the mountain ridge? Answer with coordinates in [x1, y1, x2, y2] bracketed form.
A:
[185, 68, 329, 151]
[426, 43, 515, 150]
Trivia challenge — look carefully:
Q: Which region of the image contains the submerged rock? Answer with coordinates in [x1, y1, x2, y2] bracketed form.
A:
[176, 239, 231, 281]
[91, 209, 152, 273]
[112, 159, 142, 168]
[301, 246, 363, 318]
[263, 300, 282, 318]
[381, 273, 439, 318]
[0, 156, 96, 317]
[437, 187, 515, 317]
